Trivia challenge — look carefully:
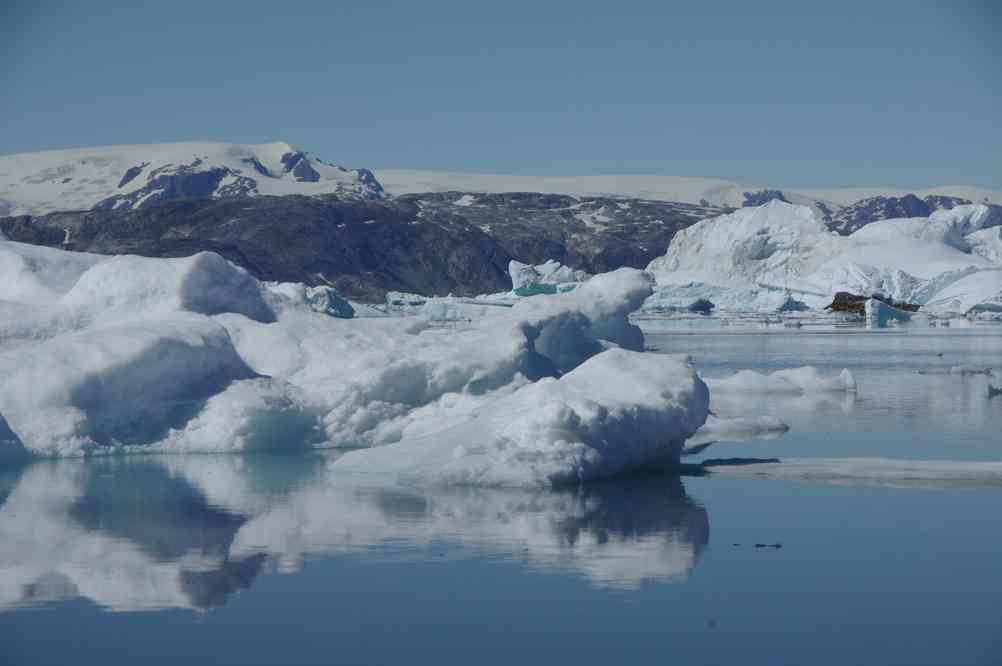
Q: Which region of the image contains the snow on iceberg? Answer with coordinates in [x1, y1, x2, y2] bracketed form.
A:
[0, 243, 710, 486]
[641, 281, 825, 314]
[646, 200, 842, 289]
[0, 314, 313, 457]
[645, 200, 1002, 313]
[706, 366, 857, 394]
[921, 269, 1002, 317]
[509, 259, 590, 296]
[0, 241, 106, 304]
[333, 348, 709, 487]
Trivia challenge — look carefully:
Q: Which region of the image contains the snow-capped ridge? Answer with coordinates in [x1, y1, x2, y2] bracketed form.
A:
[0, 141, 384, 216]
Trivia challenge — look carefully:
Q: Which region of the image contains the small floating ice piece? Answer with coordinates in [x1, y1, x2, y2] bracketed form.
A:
[706, 366, 856, 394]
[950, 365, 993, 376]
[705, 457, 1002, 489]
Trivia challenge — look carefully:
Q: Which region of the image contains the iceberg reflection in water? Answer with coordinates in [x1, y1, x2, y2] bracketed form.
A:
[0, 454, 708, 613]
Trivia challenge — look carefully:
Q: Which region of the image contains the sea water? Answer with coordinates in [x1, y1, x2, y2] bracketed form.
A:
[1, 325, 1000, 666]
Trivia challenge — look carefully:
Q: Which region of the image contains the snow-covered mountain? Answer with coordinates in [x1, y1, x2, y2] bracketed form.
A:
[0, 142, 384, 216]
[375, 169, 1002, 212]
[3, 141, 999, 222]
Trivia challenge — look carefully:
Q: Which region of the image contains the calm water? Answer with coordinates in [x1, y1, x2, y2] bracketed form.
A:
[2, 325, 1001, 666]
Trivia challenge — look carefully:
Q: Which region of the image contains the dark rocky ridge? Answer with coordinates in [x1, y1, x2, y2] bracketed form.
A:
[1, 192, 727, 301]
[3, 185, 992, 303]
[400, 192, 729, 274]
[829, 194, 977, 235]
[826, 291, 920, 316]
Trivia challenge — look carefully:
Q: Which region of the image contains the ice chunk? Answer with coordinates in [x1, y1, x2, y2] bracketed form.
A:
[158, 378, 323, 453]
[864, 297, 914, 327]
[949, 365, 993, 376]
[509, 259, 590, 296]
[385, 291, 427, 306]
[0, 241, 106, 304]
[706, 366, 856, 394]
[265, 282, 354, 318]
[0, 314, 255, 456]
[334, 349, 709, 487]
[62, 252, 275, 323]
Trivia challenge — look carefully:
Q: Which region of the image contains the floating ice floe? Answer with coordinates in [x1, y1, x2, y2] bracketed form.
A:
[949, 365, 993, 376]
[0, 241, 713, 486]
[706, 457, 1002, 489]
[705, 366, 857, 394]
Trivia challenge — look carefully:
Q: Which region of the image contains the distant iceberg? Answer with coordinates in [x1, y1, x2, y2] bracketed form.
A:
[644, 200, 1002, 316]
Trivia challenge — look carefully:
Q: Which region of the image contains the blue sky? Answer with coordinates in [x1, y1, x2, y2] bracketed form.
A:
[2, 0, 999, 188]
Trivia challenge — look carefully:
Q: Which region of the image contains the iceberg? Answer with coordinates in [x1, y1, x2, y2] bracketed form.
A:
[645, 201, 1002, 315]
[921, 269, 1002, 317]
[0, 239, 711, 486]
[333, 349, 708, 487]
[864, 297, 915, 328]
[509, 259, 590, 296]
[646, 200, 843, 289]
[641, 281, 826, 314]
[706, 366, 857, 394]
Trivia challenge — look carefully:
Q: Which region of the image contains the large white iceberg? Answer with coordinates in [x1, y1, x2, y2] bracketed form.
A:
[0, 240, 709, 486]
[645, 200, 1002, 314]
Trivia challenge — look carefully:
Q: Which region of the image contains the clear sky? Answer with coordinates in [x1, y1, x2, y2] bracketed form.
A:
[2, 0, 999, 188]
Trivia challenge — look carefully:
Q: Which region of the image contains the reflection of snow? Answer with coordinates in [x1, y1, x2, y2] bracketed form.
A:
[0, 456, 709, 612]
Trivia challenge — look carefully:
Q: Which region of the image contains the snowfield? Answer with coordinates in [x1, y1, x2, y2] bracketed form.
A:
[0, 240, 710, 485]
